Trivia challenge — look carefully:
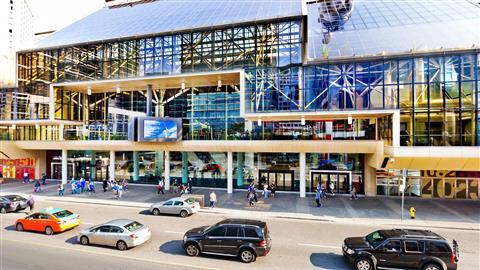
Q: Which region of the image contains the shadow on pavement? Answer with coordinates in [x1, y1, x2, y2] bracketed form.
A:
[310, 253, 350, 270]
[138, 209, 151, 216]
[4, 225, 16, 231]
[65, 235, 78, 245]
[159, 240, 185, 255]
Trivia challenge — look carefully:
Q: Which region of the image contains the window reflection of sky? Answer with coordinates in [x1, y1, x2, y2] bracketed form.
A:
[144, 120, 177, 140]
[308, 0, 480, 59]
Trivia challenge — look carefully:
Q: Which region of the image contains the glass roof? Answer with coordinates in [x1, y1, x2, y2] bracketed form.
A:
[33, 0, 303, 50]
[307, 0, 480, 60]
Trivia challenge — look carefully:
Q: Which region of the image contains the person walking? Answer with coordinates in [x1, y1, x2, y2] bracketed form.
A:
[88, 181, 95, 193]
[102, 179, 108, 192]
[270, 183, 277, 198]
[58, 184, 64, 196]
[172, 180, 179, 193]
[71, 178, 76, 194]
[117, 184, 123, 198]
[80, 177, 86, 193]
[329, 182, 335, 196]
[188, 178, 193, 194]
[315, 189, 322, 207]
[263, 184, 269, 199]
[122, 178, 128, 191]
[248, 191, 255, 206]
[209, 191, 217, 208]
[33, 180, 41, 193]
[27, 195, 35, 213]
[41, 173, 47, 185]
[23, 171, 29, 184]
[157, 179, 165, 195]
[350, 186, 358, 200]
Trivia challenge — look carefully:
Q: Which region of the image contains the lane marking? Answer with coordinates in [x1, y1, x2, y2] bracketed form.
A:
[164, 230, 184, 234]
[82, 222, 95, 225]
[297, 243, 341, 250]
[1, 238, 219, 270]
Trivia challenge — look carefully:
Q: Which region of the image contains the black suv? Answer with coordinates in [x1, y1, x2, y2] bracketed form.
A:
[182, 218, 271, 263]
[343, 229, 459, 270]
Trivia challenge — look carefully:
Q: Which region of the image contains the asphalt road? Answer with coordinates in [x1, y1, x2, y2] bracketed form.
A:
[0, 200, 478, 270]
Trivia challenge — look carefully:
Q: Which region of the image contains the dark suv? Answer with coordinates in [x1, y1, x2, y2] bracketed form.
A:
[343, 229, 459, 270]
[182, 218, 271, 263]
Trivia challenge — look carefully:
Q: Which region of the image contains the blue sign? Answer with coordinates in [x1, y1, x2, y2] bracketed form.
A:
[144, 120, 177, 140]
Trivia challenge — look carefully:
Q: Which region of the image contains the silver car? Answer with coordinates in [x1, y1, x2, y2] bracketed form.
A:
[149, 197, 200, 218]
[77, 219, 151, 250]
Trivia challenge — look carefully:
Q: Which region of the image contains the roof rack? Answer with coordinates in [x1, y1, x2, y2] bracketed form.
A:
[402, 234, 442, 239]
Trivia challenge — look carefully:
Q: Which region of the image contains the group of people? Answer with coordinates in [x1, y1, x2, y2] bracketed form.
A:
[29, 173, 47, 193]
[246, 181, 276, 206]
[65, 177, 96, 195]
[314, 182, 359, 208]
[103, 179, 128, 198]
[158, 178, 193, 195]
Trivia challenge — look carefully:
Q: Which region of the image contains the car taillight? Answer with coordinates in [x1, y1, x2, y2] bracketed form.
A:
[9, 203, 14, 207]
[129, 234, 138, 239]
[259, 240, 267, 247]
[191, 205, 195, 208]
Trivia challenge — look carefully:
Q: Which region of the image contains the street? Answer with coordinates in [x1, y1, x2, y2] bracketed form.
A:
[1, 199, 478, 270]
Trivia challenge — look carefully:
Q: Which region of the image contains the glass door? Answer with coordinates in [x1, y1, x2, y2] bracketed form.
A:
[310, 171, 351, 194]
[259, 170, 294, 191]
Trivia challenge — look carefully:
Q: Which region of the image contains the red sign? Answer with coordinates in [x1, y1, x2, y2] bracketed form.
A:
[0, 158, 36, 179]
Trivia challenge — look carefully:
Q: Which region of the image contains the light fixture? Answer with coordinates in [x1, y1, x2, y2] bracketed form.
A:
[87, 87, 92, 95]
[389, 158, 395, 163]
[116, 86, 121, 94]
[35, 124, 39, 129]
[301, 117, 305, 125]
[348, 115, 353, 125]
[181, 82, 185, 90]
[217, 79, 222, 88]
[257, 118, 262, 125]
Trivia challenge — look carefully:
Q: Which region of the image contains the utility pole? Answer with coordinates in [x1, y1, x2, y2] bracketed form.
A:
[400, 169, 406, 221]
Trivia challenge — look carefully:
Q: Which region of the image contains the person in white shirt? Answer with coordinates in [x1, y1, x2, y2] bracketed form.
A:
[209, 191, 217, 208]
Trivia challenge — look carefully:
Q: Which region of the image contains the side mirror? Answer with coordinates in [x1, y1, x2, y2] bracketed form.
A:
[385, 247, 398, 253]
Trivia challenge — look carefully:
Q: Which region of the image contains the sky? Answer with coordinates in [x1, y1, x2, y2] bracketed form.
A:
[28, 0, 105, 33]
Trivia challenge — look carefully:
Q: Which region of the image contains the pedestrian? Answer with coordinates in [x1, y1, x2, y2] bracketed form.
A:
[252, 185, 258, 203]
[188, 178, 193, 194]
[270, 183, 276, 198]
[23, 171, 29, 184]
[321, 183, 327, 199]
[27, 195, 34, 213]
[102, 179, 108, 192]
[71, 178, 76, 194]
[263, 184, 269, 198]
[350, 186, 357, 200]
[33, 180, 41, 193]
[117, 184, 123, 198]
[41, 173, 47, 185]
[113, 182, 119, 198]
[179, 184, 185, 195]
[88, 181, 95, 193]
[80, 177, 86, 193]
[329, 182, 335, 196]
[122, 178, 128, 191]
[173, 180, 178, 193]
[58, 184, 64, 196]
[157, 179, 165, 194]
[209, 191, 217, 208]
[315, 189, 321, 207]
[248, 191, 255, 206]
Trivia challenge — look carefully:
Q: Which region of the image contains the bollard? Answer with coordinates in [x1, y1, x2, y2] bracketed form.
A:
[409, 207, 416, 219]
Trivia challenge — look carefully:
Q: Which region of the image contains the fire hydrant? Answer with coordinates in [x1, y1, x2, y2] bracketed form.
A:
[409, 207, 416, 219]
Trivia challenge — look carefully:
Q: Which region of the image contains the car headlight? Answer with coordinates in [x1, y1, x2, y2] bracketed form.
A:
[344, 246, 355, 255]
[183, 236, 187, 243]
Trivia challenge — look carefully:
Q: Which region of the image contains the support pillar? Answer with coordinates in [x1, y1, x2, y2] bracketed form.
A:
[49, 85, 55, 120]
[227, 152, 233, 194]
[146, 84, 153, 117]
[90, 151, 95, 181]
[164, 151, 170, 190]
[109, 150, 115, 181]
[133, 151, 139, 182]
[300, 152, 306, 198]
[59, 123, 64, 141]
[155, 151, 164, 177]
[236, 152, 244, 187]
[392, 110, 400, 147]
[61, 149, 67, 185]
[182, 152, 188, 184]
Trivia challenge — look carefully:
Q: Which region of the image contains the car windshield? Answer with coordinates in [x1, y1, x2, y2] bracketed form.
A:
[366, 231, 386, 248]
[124, 221, 144, 232]
[53, 210, 74, 219]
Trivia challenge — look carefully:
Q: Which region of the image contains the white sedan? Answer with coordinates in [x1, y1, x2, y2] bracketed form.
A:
[149, 197, 200, 218]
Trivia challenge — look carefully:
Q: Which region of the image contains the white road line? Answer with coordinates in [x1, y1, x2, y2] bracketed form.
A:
[164, 230, 184, 234]
[82, 222, 95, 225]
[297, 243, 341, 249]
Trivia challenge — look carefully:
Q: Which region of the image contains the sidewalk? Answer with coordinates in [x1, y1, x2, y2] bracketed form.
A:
[1, 179, 479, 230]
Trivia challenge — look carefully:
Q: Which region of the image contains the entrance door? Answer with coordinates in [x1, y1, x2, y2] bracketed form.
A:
[51, 163, 74, 180]
[310, 171, 351, 194]
[259, 170, 294, 191]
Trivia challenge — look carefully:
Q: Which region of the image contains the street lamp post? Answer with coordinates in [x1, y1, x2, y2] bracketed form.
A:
[400, 169, 406, 221]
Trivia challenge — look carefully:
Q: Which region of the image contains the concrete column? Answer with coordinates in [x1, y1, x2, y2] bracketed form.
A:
[49, 85, 55, 120]
[109, 150, 115, 181]
[182, 152, 188, 184]
[299, 152, 306, 198]
[155, 151, 164, 177]
[227, 152, 233, 193]
[164, 151, 170, 190]
[392, 110, 400, 147]
[146, 84, 153, 117]
[133, 151, 139, 182]
[364, 160, 377, 197]
[236, 152, 244, 187]
[90, 151, 95, 181]
[59, 123, 64, 141]
[61, 149, 68, 185]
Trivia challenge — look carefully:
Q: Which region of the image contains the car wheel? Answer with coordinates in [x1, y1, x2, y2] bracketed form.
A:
[354, 257, 373, 270]
[80, 236, 89, 245]
[0, 208, 6, 214]
[16, 223, 24, 231]
[180, 210, 188, 218]
[239, 248, 256, 263]
[116, 240, 128, 251]
[185, 243, 200, 256]
[423, 263, 441, 270]
[45, 226, 54, 235]
[152, 208, 160, 216]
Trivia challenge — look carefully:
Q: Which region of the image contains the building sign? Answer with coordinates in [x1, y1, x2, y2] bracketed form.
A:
[135, 117, 182, 142]
[420, 170, 479, 200]
[0, 158, 36, 179]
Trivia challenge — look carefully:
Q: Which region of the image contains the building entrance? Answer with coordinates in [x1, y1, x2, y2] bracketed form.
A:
[259, 170, 294, 191]
[310, 170, 351, 194]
